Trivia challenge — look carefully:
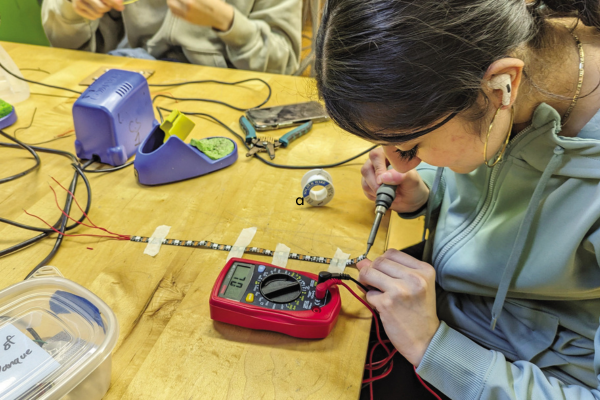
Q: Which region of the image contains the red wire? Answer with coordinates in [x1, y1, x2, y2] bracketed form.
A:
[22, 176, 130, 241]
[22, 209, 129, 240]
[414, 366, 443, 400]
[334, 281, 443, 400]
[50, 177, 99, 227]
[335, 281, 394, 399]
[49, 176, 129, 238]
[47, 182, 129, 239]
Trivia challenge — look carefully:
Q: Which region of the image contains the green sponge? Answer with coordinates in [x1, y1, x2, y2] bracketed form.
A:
[190, 138, 234, 160]
[0, 99, 13, 118]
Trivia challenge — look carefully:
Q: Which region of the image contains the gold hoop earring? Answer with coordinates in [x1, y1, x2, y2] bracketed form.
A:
[484, 106, 514, 168]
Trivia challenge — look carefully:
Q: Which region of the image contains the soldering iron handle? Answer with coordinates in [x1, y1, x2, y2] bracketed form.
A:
[375, 183, 397, 209]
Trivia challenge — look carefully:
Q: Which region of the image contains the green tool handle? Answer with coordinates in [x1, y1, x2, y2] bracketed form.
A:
[278, 121, 313, 148]
[239, 116, 257, 144]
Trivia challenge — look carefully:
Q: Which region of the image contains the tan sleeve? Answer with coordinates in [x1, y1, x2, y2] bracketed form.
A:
[217, 0, 302, 75]
[41, 0, 124, 53]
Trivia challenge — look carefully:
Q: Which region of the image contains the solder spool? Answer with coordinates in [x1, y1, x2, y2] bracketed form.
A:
[301, 169, 335, 206]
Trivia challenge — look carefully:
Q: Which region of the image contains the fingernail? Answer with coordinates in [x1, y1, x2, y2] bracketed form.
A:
[380, 172, 391, 182]
[376, 176, 382, 185]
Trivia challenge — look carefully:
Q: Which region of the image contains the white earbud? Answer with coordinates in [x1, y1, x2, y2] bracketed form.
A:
[487, 74, 512, 106]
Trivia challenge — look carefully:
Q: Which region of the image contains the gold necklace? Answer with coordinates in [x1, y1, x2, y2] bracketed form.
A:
[562, 30, 585, 125]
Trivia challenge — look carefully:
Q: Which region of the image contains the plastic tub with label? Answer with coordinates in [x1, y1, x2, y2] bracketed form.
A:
[0, 267, 119, 400]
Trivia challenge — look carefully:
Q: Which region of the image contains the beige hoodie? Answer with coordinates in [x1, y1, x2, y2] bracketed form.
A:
[41, 0, 301, 74]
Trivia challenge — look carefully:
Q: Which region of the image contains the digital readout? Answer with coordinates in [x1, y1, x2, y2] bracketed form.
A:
[223, 265, 252, 300]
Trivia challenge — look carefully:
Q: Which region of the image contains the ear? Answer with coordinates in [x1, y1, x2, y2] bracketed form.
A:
[482, 58, 525, 110]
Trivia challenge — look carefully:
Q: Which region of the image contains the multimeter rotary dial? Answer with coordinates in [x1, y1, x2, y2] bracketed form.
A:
[260, 273, 302, 303]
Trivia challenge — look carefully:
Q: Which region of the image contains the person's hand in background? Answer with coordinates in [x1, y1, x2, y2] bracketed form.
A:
[168, 0, 235, 32]
[70, 0, 124, 20]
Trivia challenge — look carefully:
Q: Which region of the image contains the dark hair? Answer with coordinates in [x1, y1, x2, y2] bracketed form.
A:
[315, 0, 600, 143]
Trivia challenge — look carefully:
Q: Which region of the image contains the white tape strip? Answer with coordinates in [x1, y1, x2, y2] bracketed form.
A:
[328, 248, 350, 274]
[227, 227, 257, 261]
[144, 225, 171, 257]
[301, 169, 335, 206]
[272, 243, 291, 268]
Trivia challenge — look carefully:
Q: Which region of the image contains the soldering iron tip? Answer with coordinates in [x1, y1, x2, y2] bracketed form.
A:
[364, 244, 372, 259]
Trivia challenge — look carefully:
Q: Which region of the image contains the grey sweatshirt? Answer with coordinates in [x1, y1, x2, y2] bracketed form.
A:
[407, 103, 600, 399]
[41, 0, 301, 74]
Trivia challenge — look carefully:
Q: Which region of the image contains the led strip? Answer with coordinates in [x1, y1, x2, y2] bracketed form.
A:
[130, 236, 367, 266]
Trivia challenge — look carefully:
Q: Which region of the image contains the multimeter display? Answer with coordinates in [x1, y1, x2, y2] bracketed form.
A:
[222, 264, 254, 300]
[211, 258, 341, 338]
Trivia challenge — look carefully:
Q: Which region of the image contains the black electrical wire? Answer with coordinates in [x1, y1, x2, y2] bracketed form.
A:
[0, 165, 91, 260]
[0, 162, 92, 259]
[346, 276, 370, 294]
[149, 77, 272, 110]
[13, 107, 37, 141]
[82, 159, 134, 173]
[0, 130, 41, 184]
[156, 107, 377, 169]
[0, 142, 78, 163]
[24, 167, 79, 280]
[23, 160, 92, 279]
[0, 61, 83, 95]
[0, 142, 93, 260]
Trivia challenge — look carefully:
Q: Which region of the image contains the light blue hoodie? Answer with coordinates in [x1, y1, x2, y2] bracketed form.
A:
[406, 103, 600, 399]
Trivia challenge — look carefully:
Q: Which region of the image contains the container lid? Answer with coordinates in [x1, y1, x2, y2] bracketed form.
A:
[0, 267, 118, 400]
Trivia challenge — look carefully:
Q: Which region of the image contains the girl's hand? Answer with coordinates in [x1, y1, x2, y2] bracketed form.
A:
[168, 0, 235, 32]
[357, 249, 440, 366]
[361, 147, 429, 214]
[71, 0, 124, 20]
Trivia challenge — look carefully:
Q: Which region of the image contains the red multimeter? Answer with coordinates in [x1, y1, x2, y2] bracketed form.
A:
[209, 258, 341, 339]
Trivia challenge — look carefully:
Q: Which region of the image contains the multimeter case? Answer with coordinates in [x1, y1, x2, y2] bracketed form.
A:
[210, 258, 341, 339]
[73, 69, 155, 166]
[134, 124, 238, 185]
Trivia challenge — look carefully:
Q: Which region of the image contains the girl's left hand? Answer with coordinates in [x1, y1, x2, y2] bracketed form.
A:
[167, 0, 234, 31]
[357, 249, 440, 366]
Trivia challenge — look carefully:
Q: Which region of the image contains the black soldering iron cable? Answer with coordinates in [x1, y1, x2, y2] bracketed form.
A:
[156, 107, 378, 169]
[149, 77, 272, 110]
[0, 130, 41, 184]
[0, 141, 93, 259]
[0, 163, 91, 260]
[24, 167, 79, 279]
[0, 61, 83, 95]
[82, 159, 134, 173]
[0, 142, 93, 231]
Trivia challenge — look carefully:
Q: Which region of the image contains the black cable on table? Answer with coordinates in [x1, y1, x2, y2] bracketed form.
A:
[82, 159, 134, 173]
[149, 77, 272, 110]
[156, 107, 377, 170]
[0, 130, 41, 184]
[24, 167, 79, 280]
[0, 142, 93, 260]
[0, 61, 83, 95]
[24, 160, 92, 279]
[0, 163, 92, 260]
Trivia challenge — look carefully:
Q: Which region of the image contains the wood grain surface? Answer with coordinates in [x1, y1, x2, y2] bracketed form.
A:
[0, 42, 422, 399]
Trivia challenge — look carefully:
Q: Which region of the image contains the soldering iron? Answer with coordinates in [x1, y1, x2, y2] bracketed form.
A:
[365, 182, 397, 257]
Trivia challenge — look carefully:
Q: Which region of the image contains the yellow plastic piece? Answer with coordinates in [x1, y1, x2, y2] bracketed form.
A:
[161, 110, 195, 143]
[245, 293, 254, 303]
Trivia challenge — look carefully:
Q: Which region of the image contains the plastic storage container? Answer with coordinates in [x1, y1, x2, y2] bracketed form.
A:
[0, 44, 30, 104]
[0, 267, 118, 400]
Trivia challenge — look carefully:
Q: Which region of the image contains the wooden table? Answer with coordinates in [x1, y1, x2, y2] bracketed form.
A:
[0, 42, 422, 399]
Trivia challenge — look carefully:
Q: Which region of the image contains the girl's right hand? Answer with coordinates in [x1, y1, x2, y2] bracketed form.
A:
[361, 147, 430, 213]
[71, 0, 124, 20]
